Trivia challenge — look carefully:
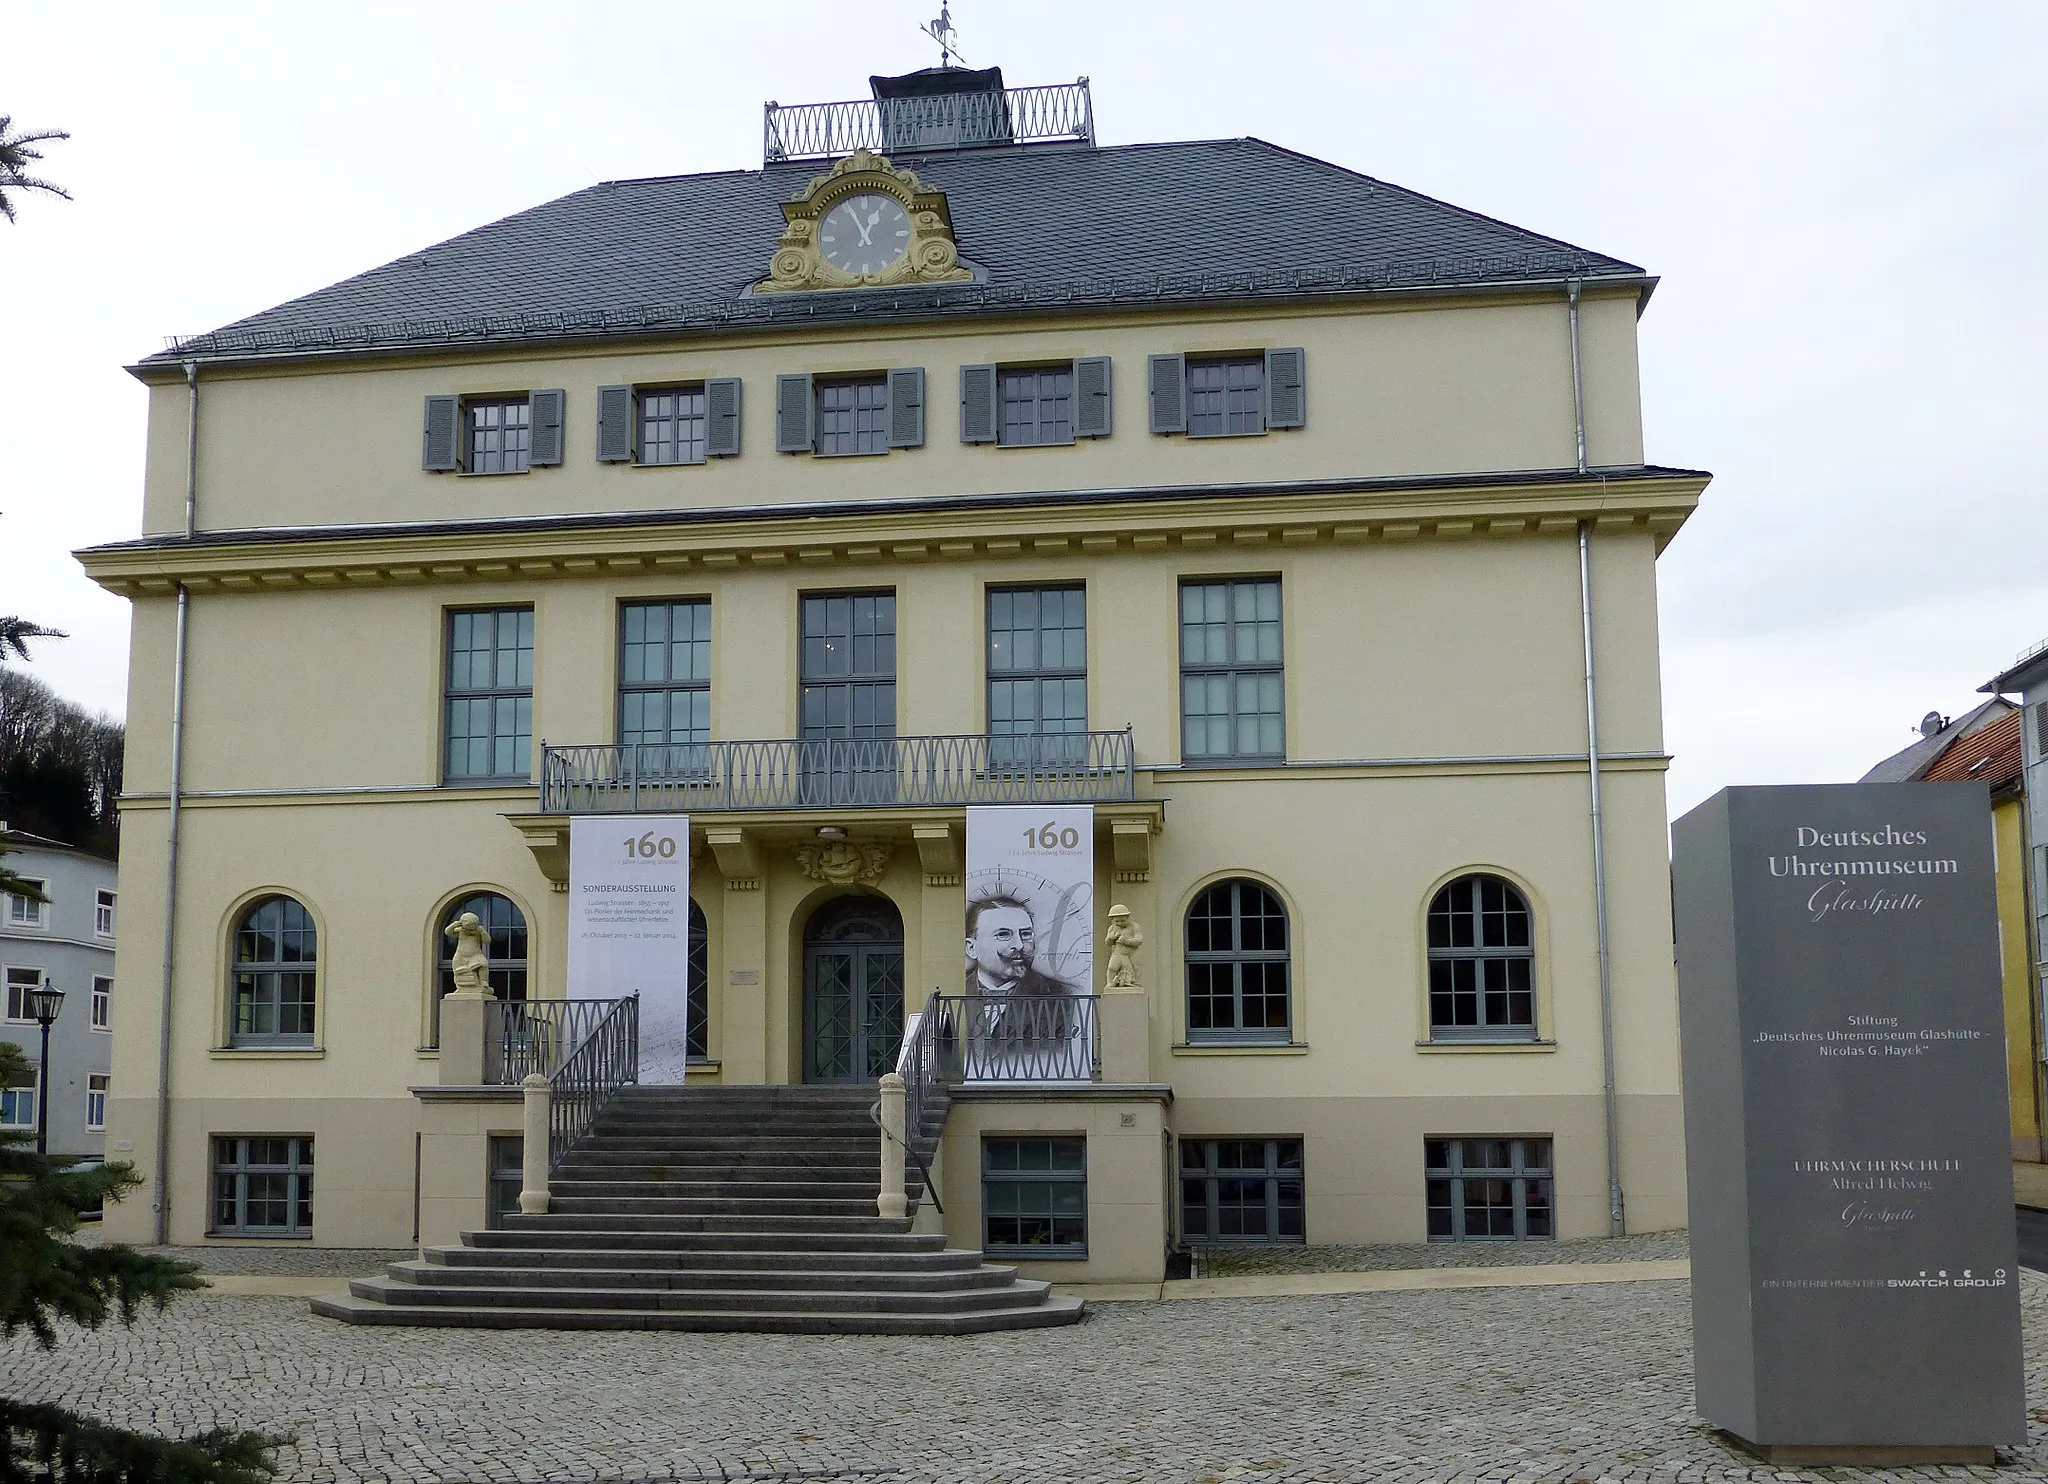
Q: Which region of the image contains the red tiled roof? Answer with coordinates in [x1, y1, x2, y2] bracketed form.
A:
[1922, 708, 2023, 791]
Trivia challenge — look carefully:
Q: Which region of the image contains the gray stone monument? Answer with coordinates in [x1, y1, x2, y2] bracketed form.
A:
[1673, 783, 2023, 1465]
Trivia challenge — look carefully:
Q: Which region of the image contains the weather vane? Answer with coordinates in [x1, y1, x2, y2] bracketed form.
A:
[921, 4, 969, 68]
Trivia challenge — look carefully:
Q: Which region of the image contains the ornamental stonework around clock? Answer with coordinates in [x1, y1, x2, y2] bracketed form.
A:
[756, 149, 972, 294]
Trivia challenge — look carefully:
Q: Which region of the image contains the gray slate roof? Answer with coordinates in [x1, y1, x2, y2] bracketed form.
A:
[145, 138, 1645, 367]
[1859, 697, 2016, 784]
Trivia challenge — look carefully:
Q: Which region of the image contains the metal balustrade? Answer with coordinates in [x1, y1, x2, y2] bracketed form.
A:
[491, 998, 640, 1170]
[927, 993, 1101, 1083]
[539, 730, 1135, 814]
[764, 80, 1093, 163]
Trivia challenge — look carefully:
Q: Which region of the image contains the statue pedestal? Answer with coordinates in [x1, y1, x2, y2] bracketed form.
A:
[1097, 988, 1151, 1083]
[438, 994, 492, 1085]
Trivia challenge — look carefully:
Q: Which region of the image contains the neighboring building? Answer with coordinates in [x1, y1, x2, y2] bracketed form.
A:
[79, 68, 1705, 1277]
[1986, 643, 2048, 1159]
[0, 825, 117, 1160]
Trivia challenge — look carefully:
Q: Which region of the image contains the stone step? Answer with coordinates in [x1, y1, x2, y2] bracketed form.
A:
[428, 1243, 979, 1273]
[572, 1135, 880, 1152]
[544, 1195, 887, 1218]
[349, 1274, 1048, 1315]
[396, 1259, 1009, 1292]
[553, 1159, 884, 1179]
[500, 1210, 910, 1235]
[311, 1292, 1084, 1335]
[548, 1177, 885, 1199]
[467, 1225, 940, 1252]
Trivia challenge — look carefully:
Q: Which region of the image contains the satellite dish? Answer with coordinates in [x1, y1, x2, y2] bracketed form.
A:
[1919, 710, 1947, 738]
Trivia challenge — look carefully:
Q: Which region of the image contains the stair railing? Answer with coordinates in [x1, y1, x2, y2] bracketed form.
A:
[544, 995, 639, 1168]
[876, 992, 954, 1217]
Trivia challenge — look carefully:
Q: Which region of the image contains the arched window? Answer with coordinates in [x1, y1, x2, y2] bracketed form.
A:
[231, 896, 317, 1046]
[1426, 874, 1536, 1041]
[434, 893, 528, 1046]
[687, 899, 709, 1059]
[1185, 879, 1291, 1044]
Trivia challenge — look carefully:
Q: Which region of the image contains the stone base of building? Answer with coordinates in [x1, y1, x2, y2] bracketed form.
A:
[1722, 1434, 1998, 1467]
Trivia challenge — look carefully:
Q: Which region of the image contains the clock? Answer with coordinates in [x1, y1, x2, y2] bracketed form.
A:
[817, 192, 913, 278]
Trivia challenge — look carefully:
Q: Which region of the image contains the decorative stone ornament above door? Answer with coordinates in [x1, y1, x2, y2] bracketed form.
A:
[757, 150, 972, 293]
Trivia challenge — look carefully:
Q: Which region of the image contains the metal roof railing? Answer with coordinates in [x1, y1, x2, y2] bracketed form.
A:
[764, 79, 1093, 163]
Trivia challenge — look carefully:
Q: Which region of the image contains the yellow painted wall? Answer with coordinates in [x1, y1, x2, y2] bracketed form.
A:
[1996, 797, 2041, 1160]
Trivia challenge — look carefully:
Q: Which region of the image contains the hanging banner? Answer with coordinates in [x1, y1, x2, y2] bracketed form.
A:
[568, 814, 691, 1084]
[963, 805, 1094, 1081]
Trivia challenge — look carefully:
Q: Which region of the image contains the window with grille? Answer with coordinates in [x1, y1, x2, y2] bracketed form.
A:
[1180, 1138, 1304, 1244]
[1179, 578, 1283, 763]
[1187, 356, 1264, 437]
[487, 1135, 523, 1229]
[1427, 875, 1537, 1040]
[431, 893, 529, 1046]
[230, 896, 317, 1047]
[1184, 879, 1291, 1043]
[1426, 1137, 1553, 1241]
[638, 386, 709, 465]
[999, 367, 1073, 446]
[211, 1136, 314, 1237]
[987, 586, 1086, 767]
[619, 600, 711, 778]
[85, 1073, 108, 1131]
[95, 890, 116, 937]
[466, 398, 530, 474]
[5, 966, 45, 1023]
[444, 607, 534, 783]
[91, 975, 112, 1031]
[0, 1073, 33, 1129]
[982, 1136, 1087, 1257]
[816, 377, 890, 455]
[5, 881, 46, 929]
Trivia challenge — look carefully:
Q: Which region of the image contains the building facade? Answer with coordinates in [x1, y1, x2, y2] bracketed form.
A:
[82, 71, 1703, 1280]
[0, 827, 117, 1160]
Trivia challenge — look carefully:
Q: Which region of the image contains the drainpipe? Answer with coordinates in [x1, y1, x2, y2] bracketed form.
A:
[152, 362, 198, 1243]
[1569, 279, 1625, 1237]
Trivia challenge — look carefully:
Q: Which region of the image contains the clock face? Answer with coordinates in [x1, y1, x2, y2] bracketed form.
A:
[818, 192, 913, 277]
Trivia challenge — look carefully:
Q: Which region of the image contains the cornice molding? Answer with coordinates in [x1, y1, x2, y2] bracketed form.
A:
[76, 468, 1707, 596]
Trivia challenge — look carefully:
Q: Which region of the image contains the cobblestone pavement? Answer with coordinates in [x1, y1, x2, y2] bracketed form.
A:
[9, 1270, 2048, 1483]
[1197, 1232, 1690, 1276]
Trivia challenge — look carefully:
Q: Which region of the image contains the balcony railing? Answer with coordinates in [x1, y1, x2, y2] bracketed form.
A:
[539, 730, 1135, 814]
[763, 80, 1094, 163]
[929, 993, 1101, 1083]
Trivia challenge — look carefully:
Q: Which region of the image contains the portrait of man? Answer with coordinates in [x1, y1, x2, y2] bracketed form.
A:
[965, 893, 1075, 997]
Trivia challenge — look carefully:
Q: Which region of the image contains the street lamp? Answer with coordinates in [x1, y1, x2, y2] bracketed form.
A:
[28, 980, 64, 1156]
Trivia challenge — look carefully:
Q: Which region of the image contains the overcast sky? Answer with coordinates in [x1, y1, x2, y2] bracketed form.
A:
[4, 1, 2043, 818]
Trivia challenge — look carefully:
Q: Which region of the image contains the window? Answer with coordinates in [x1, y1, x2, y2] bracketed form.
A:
[619, 600, 711, 776]
[467, 397, 531, 474]
[597, 380, 740, 463]
[1427, 875, 1537, 1041]
[1179, 578, 1284, 763]
[95, 890, 116, 938]
[1181, 1138, 1304, 1244]
[211, 1136, 314, 1236]
[982, 1136, 1087, 1257]
[776, 370, 925, 455]
[800, 592, 897, 805]
[1185, 879, 1291, 1043]
[6, 881, 47, 929]
[815, 376, 890, 456]
[0, 1073, 34, 1129]
[444, 607, 534, 783]
[85, 1073, 108, 1131]
[1000, 367, 1072, 447]
[688, 899, 709, 1060]
[487, 1135, 523, 1229]
[639, 386, 708, 466]
[230, 896, 317, 1047]
[961, 359, 1111, 445]
[423, 391, 562, 473]
[5, 966, 44, 1023]
[1148, 349, 1304, 436]
[987, 586, 1087, 766]
[433, 893, 528, 1045]
[1188, 356, 1264, 437]
[91, 975, 112, 1031]
[1426, 1137, 1553, 1241]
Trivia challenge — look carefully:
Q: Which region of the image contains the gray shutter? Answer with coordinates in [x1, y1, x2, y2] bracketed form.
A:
[959, 364, 998, 444]
[1074, 355, 1113, 438]
[706, 377, 742, 458]
[422, 395, 460, 471]
[1148, 353, 1186, 434]
[887, 366, 926, 449]
[529, 388, 566, 466]
[596, 385, 635, 463]
[1265, 347, 1306, 430]
[2036, 702, 2048, 759]
[775, 373, 814, 453]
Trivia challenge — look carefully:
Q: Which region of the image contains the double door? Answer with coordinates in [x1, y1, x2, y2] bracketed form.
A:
[803, 897, 905, 1083]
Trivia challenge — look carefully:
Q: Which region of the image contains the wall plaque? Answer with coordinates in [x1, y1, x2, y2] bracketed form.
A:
[1673, 783, 2023, 1460]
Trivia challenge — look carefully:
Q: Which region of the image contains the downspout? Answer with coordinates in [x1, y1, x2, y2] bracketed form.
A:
[1570, 278, 1626, 1238]
[152, 362, 198, 1243]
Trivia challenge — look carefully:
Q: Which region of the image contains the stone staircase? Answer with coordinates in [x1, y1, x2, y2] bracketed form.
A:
[312, 1084, 1084, 1333]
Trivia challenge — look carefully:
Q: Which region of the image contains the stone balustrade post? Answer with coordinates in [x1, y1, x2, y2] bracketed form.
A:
[519, 1073, 551, 1215]
[877, 1072, 907, 1220]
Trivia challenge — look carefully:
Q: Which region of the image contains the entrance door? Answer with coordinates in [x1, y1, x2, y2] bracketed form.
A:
[803, 896, 906, 1083]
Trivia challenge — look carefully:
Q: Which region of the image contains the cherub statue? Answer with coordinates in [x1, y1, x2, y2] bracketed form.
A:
[444, 911, 492, 998]
[1103, 904, 1144, 990]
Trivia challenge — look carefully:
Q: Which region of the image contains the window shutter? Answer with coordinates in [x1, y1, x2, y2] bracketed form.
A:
[887, 366, 926, 448]
[529, 389, 566, 466]
[2036, 702, 2048, 759]
[596, 385, 635, 463]
[1148, 353, 1186, 434]
[775, 373, 814, 453]
[705, 377, 742, 458]
[422, 395, 460, 471]
[1074, 355, 1113, 438]
[959, 364, 998, 444]
[1264, 348, 1306, 430]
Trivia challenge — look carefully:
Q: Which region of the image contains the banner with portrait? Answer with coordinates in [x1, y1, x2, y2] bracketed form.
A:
[963, 805, 1095, 1082]
[568, 815, 692, 1083]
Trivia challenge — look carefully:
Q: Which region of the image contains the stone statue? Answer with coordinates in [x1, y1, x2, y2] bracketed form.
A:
[444, 911, 492, 998]
[1104, 904, 1144, 990]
